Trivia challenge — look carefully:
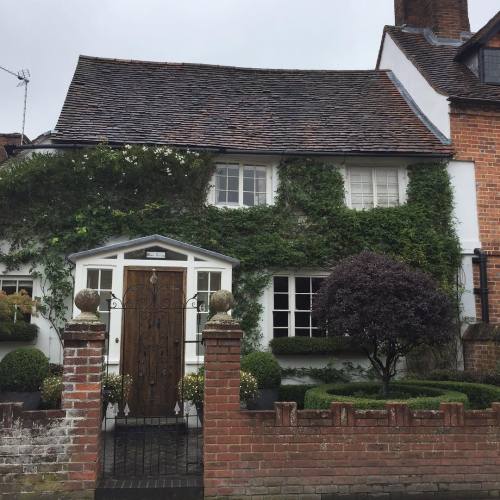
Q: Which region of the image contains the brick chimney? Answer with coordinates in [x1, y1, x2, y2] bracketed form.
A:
[394, 0, 470, 39]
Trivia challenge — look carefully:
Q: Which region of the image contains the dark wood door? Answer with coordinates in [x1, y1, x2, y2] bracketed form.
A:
[122, 268, 185, 417]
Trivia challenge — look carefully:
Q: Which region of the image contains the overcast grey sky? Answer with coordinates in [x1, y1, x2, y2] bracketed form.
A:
[1, 0, 498, 139]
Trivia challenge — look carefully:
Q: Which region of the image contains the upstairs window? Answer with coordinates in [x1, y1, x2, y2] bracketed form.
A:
[214, 164, 268, 207]
[482, 48, 500, 85]
[345, 167, 405, 210]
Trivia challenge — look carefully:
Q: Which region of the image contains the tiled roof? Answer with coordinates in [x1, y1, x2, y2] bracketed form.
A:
[54, 56, 451, 156]
[383, 26, 500, 102]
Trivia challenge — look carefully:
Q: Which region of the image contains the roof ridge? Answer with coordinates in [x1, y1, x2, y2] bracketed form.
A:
[77, 54, 388, 74]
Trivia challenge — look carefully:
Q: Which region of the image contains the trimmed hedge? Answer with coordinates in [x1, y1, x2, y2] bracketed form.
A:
[304, 382, 469, 410]
[405, 379, 500, 410]
[278, 384, 316, 409]
[418, 369, 500, 387]
[270, 336, 363, 356]
[0, 321, 38, 342]
[0, 347, 49, 392]
[241, 352, 281, 389]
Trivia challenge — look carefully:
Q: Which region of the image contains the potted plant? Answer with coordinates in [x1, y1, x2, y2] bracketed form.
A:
[102, 373, 133, 417]
[0, 347, 50, 410]
[179, 368, 258, 423]
[40, 375, 64, 409]
[241, 351, 282, 410]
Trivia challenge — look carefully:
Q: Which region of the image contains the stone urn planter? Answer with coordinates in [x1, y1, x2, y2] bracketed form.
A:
[247, 388, 279, 410]
[0, 391, 41, 410]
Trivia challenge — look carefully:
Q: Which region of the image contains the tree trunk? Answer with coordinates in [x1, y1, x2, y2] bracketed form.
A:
[381, 375, 391, 397]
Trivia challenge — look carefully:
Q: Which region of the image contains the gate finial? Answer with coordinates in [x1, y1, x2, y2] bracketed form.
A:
[208, 290, 235, 322]
[73, 288, 100, 322]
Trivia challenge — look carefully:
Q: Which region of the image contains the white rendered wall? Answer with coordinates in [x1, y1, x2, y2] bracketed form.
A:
[378, 33, 451, 139]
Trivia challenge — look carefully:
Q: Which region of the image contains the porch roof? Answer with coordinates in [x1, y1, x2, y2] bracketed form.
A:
[67, 234, 240, 266]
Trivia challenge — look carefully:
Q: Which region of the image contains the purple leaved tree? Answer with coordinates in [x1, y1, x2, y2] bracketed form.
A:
[313, 252, 455, 396]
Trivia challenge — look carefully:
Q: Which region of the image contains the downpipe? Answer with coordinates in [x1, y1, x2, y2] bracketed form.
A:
[473, 248, 490, 323]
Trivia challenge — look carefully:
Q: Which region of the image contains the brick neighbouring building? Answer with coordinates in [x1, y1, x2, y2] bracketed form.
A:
[0, 133, 30, 163]
[379, 1, 500, 369]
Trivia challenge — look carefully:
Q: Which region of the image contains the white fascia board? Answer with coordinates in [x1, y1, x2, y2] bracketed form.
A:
[379, 33, 451, 139]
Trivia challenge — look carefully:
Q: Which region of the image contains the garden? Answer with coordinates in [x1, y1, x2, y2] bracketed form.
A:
[234, 252, 500, 412]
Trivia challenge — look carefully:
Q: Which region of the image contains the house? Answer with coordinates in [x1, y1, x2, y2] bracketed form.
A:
[377, 0, 500, 369]
[0, 0, 496, 417]
[0, 132, 30, 163]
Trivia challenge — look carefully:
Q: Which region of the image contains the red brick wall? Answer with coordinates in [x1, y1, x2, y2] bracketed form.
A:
[450, 102, 500, 323]
[0, 321, 105, 498]
[203, 319, 500, 499]
[394, 0, 470, 39]
[464, 340, 500, 372]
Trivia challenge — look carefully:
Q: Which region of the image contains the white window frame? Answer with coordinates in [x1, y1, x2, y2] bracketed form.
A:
[270, 274, 327, 339]
[0, 277, 34, 323]
[86, 268, 113, 332]
[344, 166, 407, 209]
[210, 162, 275, 208]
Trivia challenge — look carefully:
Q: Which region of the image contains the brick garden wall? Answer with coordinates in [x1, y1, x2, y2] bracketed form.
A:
[0, 320, 105, 498]
[203, 311, 500, 499]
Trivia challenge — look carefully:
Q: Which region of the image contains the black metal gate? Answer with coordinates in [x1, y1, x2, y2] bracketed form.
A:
[101, 268, 204, 479]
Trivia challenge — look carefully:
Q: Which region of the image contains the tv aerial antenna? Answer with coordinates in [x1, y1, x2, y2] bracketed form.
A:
[0, 64, 30, 144]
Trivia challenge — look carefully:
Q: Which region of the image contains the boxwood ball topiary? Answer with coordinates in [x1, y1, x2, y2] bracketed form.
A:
[0, 347, 50, 392]
[241, 352, 281, 389]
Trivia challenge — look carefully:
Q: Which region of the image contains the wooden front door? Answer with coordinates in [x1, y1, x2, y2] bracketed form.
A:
[122, 268, 185, 417]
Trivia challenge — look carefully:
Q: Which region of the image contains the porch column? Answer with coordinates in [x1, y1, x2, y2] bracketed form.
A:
[202, 290, 243, 497]
[62, 289, 106, 494]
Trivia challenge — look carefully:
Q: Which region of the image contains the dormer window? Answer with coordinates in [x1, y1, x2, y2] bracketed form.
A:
[481, 48, 500, 85]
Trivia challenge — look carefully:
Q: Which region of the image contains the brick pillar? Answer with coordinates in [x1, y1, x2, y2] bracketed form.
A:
[202, 290, 243, 498]
[62, 289, 106, 494]
[463, 323, 500, 373]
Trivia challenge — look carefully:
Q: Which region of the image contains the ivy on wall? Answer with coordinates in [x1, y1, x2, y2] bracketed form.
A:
[0, 146, 461, 352]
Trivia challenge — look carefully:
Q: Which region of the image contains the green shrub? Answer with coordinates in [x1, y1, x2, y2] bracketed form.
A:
[304, 382, 469, 410]
[0, 347, 49, 392]
[404, 379, 500, 410]
[278, 384, 316, 409]
[0, 322, 38, 342]
[270, 336, 362, 355]
[414, 369, 500, 387]
[40, 376, 63, 409]
[241, 352, 281, 389]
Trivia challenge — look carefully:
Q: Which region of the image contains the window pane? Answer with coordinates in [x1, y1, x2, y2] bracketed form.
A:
[350, 168, 374, 209]
[197, 272, 209, 291]
[376, 168, 399, 208]
[243, 177, 254, 192]
[197, 313, 208, 333]
[227, 176, 239, 191]
[311, 278, 324, 293]
[274, 293, 288, 310]
[243, 192, 254, 206]
[99, 291, 111, 311]
[1, 280, 17, 295]
[210, 272, 221, 291]
[295, 277, 310, 294]
[215, 173, 227, 191]
[483, 49, 500, 84]
[197, 292, 209, 313]
[295, 312, 310, 328]
[295, 294, 310, 311]
[87, 270, 99, 289]
[273, 311, 288, 328]
[273, 277, 288, 293]
[273, 328, 288, 338]
[101, 270, 113, 290]
[227, 191, 239, 203]
[255, 193, 267, 206]
[227, 167, 239, 177]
